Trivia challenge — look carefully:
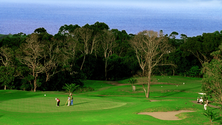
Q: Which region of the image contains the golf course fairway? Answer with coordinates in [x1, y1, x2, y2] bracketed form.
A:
[0, 76, 221, 125]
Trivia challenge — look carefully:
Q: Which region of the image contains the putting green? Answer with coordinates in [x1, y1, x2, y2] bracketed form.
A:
[0, 97, 126, 113]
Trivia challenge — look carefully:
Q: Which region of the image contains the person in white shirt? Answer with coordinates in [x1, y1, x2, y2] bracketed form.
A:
[67, 96, 71, 106]
[199, 97, 203, 103]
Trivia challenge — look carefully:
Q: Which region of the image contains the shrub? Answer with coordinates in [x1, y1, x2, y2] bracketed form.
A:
[187, 66, 200, 77]
[62, 83, 80, 93]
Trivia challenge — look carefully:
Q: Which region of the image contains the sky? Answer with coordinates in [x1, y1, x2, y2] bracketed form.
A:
[3, 0, 222, 8]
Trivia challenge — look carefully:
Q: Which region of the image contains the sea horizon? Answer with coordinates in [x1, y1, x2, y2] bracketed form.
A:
[1, 1, 222, 37]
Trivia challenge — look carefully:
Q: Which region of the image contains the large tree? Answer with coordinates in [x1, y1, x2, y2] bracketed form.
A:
[100, 30, 116, 80]
[16, 33, 45, 92]
[0, 33, 26, 90]
[130, 30, 172, 98]
[0, 47, 15, 90]
[75, 26, 94, 70]
[202, 44, 222, 105]
[58, 33, 79, 74]
[41, 35, 61, 83]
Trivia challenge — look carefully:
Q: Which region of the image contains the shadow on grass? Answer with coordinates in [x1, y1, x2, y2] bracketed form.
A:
[152, 86, 200, 98]
[214, 116, 222, 123]
[0, 90, 41, 102]
[85, 95, 109, 98]
[73, 102, 90, 106]
[61, 102, 90, 106]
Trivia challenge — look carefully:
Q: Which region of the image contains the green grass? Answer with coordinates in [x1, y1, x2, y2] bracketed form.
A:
[0, 76, 221, 125]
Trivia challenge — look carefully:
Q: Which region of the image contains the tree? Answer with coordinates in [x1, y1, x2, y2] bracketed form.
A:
[56, 24, 80, 72]
[0, 66, 15, 90]
[0, 47, 14, 66]
[180, 34, 187, 40]
[57, 33, 79, 74]
[58, 24, 80, 34]
[130, 30, 172, 98]
[111, 29, 131, 57]
[203, 107, 219, 123]
[169, 31, 179, 39]
[202, 44, 222, 106]
[75, 26, 94, 70]
[39, 33, 62, 83]
[90, 22, 110, 57]
[100, 30, 116, 80]
[0, 33, 27, 90]
[34, 27, 47, 34]
[91, 22, 109, 31]
[0, 47, 15, 89]
[181, 33, 222, 66]
[16, 33, 45, 92]
[62, 83, 80, 93]
[130, 34, 146, 76]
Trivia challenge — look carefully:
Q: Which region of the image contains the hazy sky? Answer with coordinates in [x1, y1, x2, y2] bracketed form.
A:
[3, 0, 222, 8]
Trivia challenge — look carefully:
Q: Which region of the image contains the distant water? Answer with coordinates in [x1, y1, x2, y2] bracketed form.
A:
[0, 2, 222, 37]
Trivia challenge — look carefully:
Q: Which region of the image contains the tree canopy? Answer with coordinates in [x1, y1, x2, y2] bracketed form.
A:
[0, 22, 222, 93]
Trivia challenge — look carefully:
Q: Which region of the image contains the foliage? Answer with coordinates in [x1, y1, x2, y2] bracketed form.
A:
[128, 78, 138, 85]
[130, 30, 173, 98]
[202, 44, 222, 105]
[1, 22, 222, 92]
[0, 66, 15, 89]
[76, 54, 104, 80]
[62, 83, 80, 93]
[180, 32, 222, 66]
[187, 66, 200, 77]
[203, 107, 219, 123]
[107, 54, 136, 80]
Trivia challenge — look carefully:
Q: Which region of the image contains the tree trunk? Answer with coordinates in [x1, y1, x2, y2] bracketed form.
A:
[32, 67, 35, 91]
[46, 73, 49, 82]
[105, 58, 108, 80]
[34, 77, 37, 92]
[142, 69, 145, 77]
[30, 81, 33, 91]
[146, 67, 152, 98]
[80, 55, 86, 71]
[4, 85, 6, 90]
[33, 73, 38, 92]
[142, 84, 146, 96]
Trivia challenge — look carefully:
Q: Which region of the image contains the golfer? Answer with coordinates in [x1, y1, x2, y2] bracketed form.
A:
[71, 95, 73, 106]
[67, 96, 71, 106]
[56, 98, 60, 107]
[199, 97, 203, 104]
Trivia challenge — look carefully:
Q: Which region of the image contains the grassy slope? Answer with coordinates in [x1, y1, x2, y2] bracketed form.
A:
[0, 76, 220, 125]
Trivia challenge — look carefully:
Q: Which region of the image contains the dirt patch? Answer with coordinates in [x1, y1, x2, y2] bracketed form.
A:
[149, 99, 174, 102]
[105, 81, 130, 86]
[150, 100, 161, 102]
[138, 110, 195, 120]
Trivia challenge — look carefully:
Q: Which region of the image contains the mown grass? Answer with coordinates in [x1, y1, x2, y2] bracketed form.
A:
[0, 76, 221, 125]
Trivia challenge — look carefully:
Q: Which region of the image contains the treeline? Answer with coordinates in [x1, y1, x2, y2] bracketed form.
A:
[0, 22, 222, 91]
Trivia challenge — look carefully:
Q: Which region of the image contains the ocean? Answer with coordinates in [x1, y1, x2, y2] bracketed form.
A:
[0, 2, 222, 37]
